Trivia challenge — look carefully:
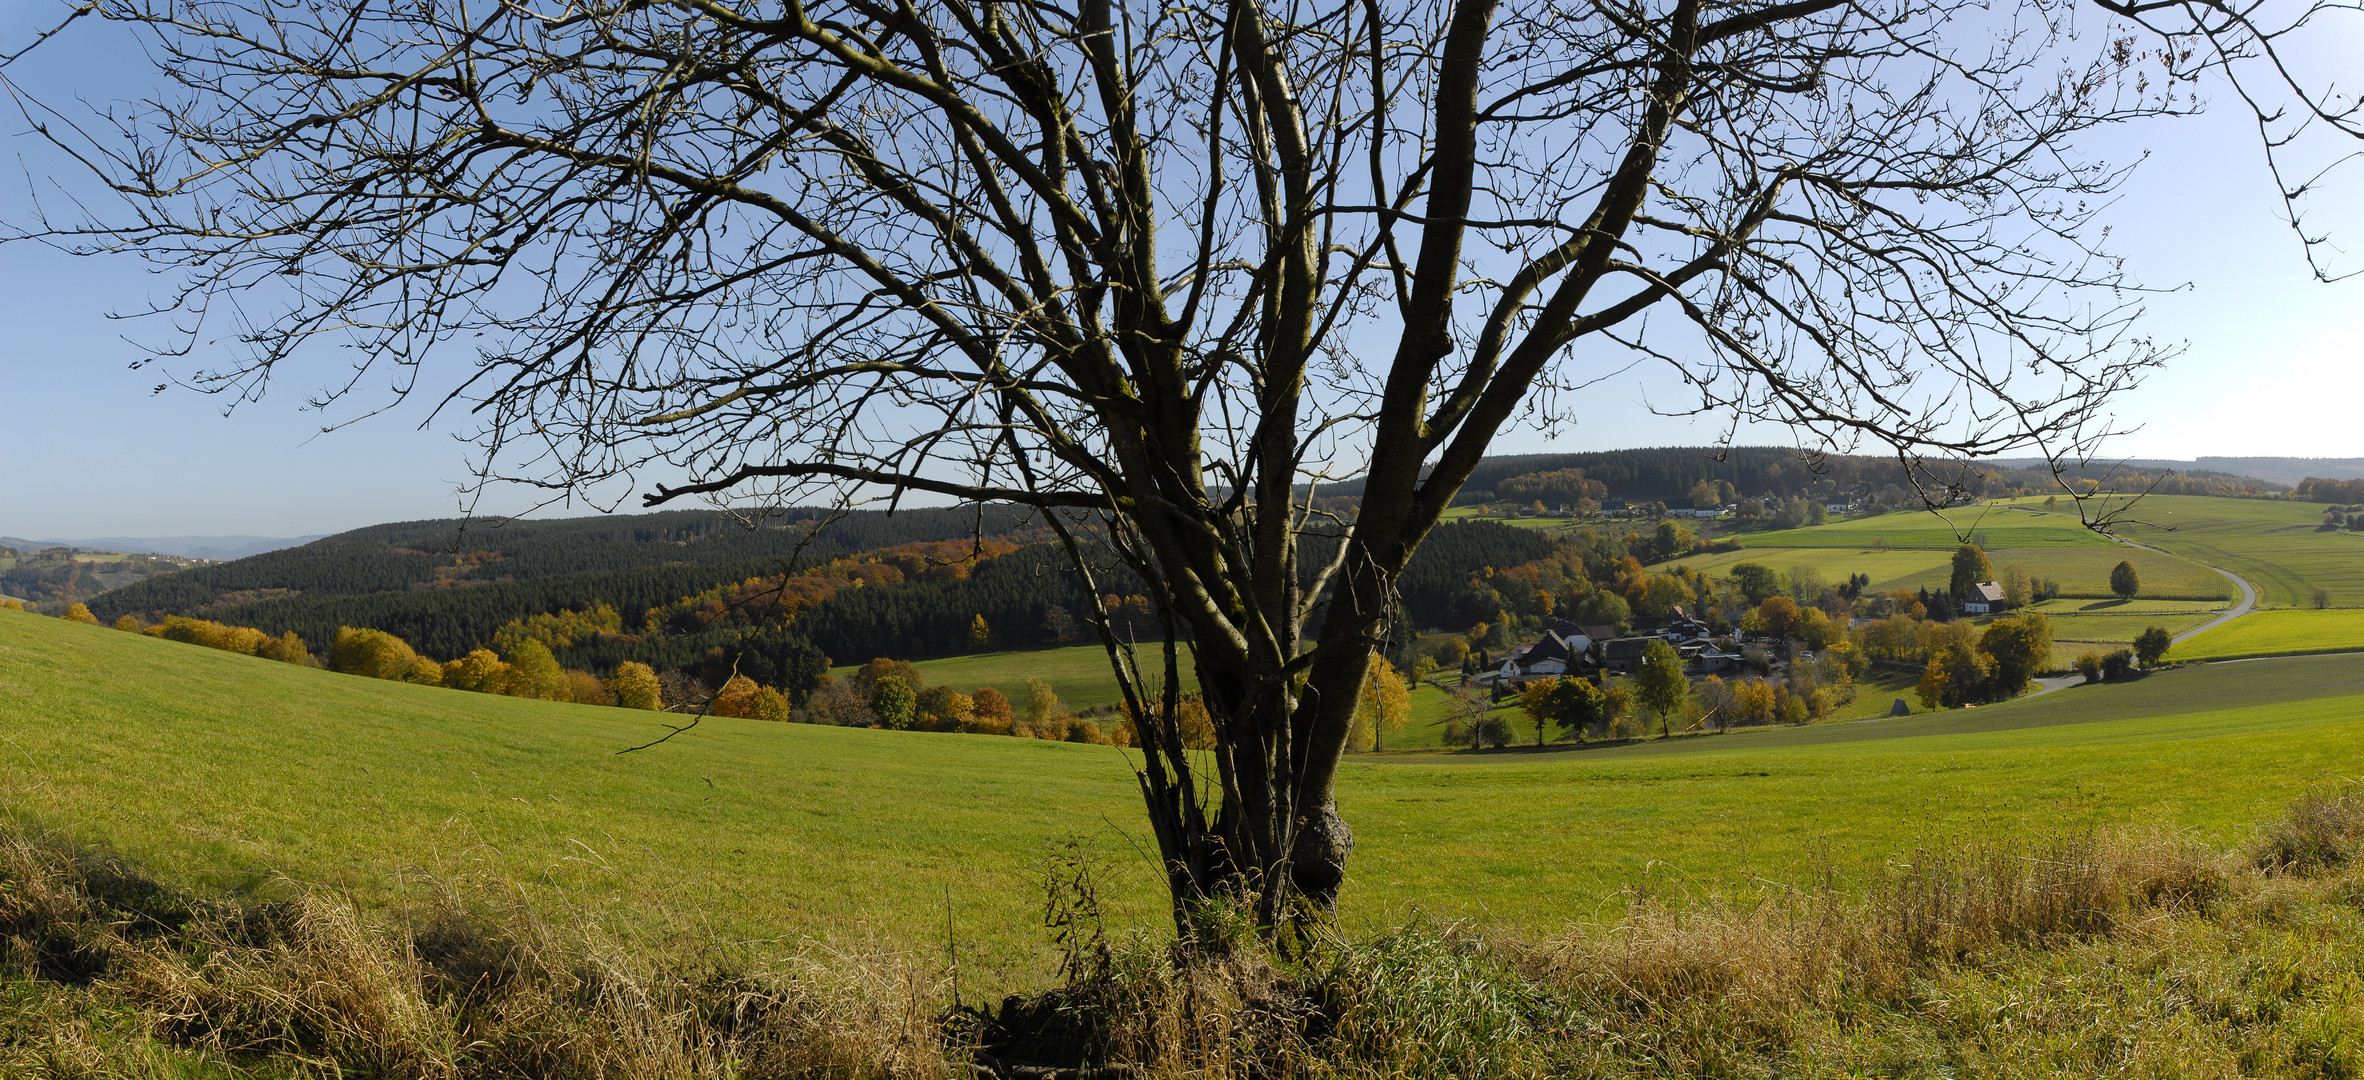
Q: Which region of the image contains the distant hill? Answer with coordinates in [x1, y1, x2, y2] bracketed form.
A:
[84, 499, 1557, 667]
[2194, 458, 2364, 487]
[1326, 446, 2283, 505]
[1988, 456, 2364, 489]
[0, 546, 201, 605]
[88, 505, 1042, 656]
[84, 535, 320, 561]
[0, 534, 324, 560]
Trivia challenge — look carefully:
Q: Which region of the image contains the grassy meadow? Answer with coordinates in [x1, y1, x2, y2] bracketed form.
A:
[2006, 495, 2364, 608]
[1435, 505, 1577, 529]
[1742, 507, 2109, 548]
[2175, 607, 2364, 661]
[11, 609, 2364, 1005]
[826, 642, 1195, 712]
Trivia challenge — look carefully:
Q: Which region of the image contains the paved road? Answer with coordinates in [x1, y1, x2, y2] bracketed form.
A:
[2152, 546, 2257, 644]
[2002, 505, 2259, 699]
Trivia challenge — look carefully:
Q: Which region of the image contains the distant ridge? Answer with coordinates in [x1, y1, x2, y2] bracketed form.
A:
[1988, 456, 2364, 488]
[0, 535, 325, 561]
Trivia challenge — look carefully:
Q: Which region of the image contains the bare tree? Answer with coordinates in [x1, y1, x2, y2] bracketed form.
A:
[5, 0, 2355, 934]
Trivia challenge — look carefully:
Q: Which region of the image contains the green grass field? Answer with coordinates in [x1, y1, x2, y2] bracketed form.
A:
[1742, 507, 2110, 549]
[1436, 505, 1578, 529]
[2030, 598, 2228, 615]
[10, 610, 2364, 997]
[826, 643, 1193, 712]
[2174, 607, 2364, 661]
[1653, 546, 1952, 593]
[2010, 610, 2216, 643]
[2005, 495, 2364, 609]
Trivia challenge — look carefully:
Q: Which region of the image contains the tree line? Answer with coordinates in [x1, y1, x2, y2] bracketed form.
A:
[2295, 478, 2364, 504]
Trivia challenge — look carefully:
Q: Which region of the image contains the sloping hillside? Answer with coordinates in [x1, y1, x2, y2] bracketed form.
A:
[11, 607, 2364, 992]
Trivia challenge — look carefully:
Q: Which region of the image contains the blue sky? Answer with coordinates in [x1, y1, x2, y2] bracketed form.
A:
[4, 11, 2359, 540]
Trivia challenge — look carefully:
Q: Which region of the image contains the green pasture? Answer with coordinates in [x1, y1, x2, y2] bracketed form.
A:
[2010, 609, 2219, 669]
[8, 610, 2364, 999]
[1741, 507, 2109, 549]
[2006, 495, 2364, 608]
[2029, 598, 2228, 615]
[1653, 547, 1952, 593]
[2175, 607, 2364, 661]
[2005, 610, 2216, 644]
[1436, 506, 1575, 529]
[826, 643, 1194, 712]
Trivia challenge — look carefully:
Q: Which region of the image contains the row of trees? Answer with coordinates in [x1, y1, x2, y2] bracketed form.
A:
[2295, 479, 2364, 504]
[110, 612, 310, 665]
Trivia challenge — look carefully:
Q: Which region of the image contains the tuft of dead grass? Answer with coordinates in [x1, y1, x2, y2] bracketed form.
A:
[2252, 778, 2364, 875]
[1528, 829, 2229, 1034]
[0, 823, 953, 1079]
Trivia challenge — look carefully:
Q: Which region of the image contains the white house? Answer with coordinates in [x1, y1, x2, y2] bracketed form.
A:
[1961, 580, 2006, 615]
[1493, 623, 1609, 686]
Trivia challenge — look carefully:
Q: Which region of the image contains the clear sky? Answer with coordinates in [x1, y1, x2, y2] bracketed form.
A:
[4, 10, 2359, 540]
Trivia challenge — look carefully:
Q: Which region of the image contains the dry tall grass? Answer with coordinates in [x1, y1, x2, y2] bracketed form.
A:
[7, 782, 2364, 1077]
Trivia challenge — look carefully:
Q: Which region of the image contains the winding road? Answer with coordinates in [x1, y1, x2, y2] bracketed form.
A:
[2012, 507, 2258, 699]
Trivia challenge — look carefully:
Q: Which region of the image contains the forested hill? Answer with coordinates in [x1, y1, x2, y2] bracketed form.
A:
[90, 505, 1038, 632]
[87, 497, 1557, 668]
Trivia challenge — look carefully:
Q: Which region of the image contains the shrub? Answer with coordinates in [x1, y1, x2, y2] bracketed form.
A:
[442, 650, 512, 694]
[869, 675, 917, 730]
[710, 675, 763, 718]
[749, 685, 793, 723]
[972, 686, 1015, 730]
[855, 657, 922, 696]
[608, 661, 663, 711]
[62, 603, 98, 625]
[801, 680, 872, 726]
[561, 669, 616, 706]
[402, 656, 444, 685]
[504, 639, 566, 700]
[329, 627, 424, 681]
[915, 686, 975, 731]
[1024, 678, 1062, 730]
[111, 614, 142, 632]
[159, 616, 269, 656]
[2074, 652, 2102, 683]
[2132, 625, 2173, 668]
[2100, 648, 2136, 681]
[257, 631, 311, 665]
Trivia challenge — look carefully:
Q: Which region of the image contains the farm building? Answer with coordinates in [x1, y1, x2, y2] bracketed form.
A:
[1491, 622, 1612, 687]
[1962, 580, 2006, 615]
